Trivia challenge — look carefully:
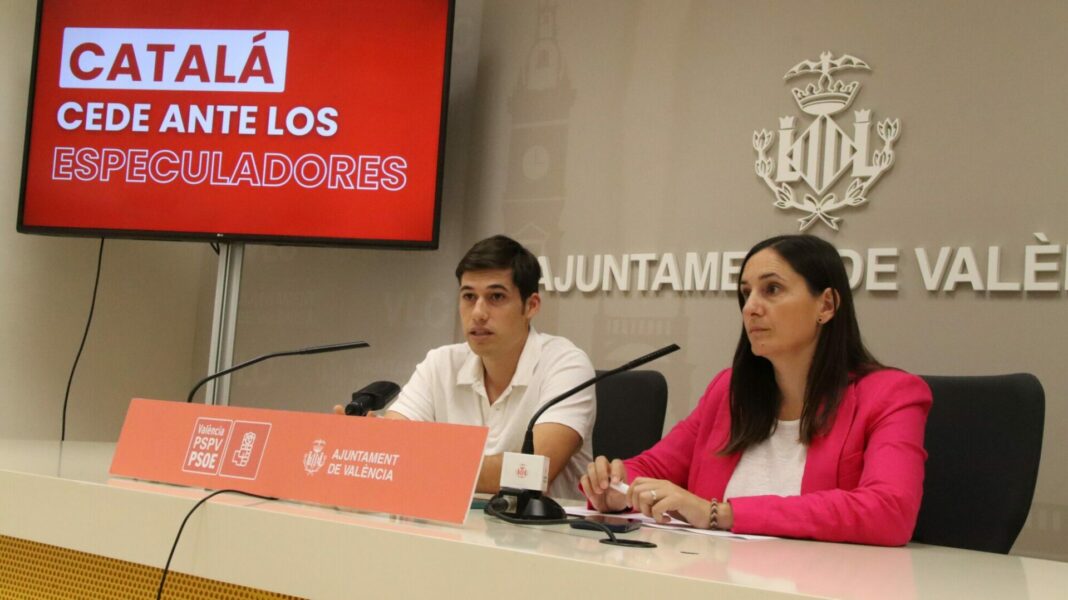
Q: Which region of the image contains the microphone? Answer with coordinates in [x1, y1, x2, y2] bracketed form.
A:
[493, 343, 681, 521]
[344, 381, 401, 416]
[186, 340, 370, 403]
[521, 343, 680, 454]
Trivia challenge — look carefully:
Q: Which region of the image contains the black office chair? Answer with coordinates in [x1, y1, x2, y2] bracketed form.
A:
[912, 373, 1045, 553]
[592, 370, 669, 460]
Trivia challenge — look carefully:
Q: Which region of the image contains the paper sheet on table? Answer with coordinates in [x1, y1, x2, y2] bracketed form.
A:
[564, 506, 775, 540]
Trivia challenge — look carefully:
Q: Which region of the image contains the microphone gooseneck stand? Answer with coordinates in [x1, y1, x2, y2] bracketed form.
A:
[186, 341, 370, 403]
[487, 344, 681, 524]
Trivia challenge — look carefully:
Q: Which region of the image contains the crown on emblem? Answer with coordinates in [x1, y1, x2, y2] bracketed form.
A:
[791, 78, 860, 116]
[783, 51, 870, 117]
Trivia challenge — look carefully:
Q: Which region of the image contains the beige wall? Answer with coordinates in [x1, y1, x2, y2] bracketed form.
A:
[446, 0, 1068, 560]
[3, 0, 1066, 561]
[0, 0, 212, 441]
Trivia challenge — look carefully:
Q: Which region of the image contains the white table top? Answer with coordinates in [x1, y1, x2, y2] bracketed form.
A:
[2, 439, 1066, 600]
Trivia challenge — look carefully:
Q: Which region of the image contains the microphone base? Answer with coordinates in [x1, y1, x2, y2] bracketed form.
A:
[496, 487, 567, 521]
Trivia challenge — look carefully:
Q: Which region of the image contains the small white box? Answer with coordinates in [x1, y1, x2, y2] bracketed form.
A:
[500, 452, 549, 492]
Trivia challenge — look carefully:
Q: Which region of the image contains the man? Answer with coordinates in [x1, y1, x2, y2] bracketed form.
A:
[339, 235, 595, 499]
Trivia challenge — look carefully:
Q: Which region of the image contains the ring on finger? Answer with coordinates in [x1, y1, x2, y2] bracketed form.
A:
[650, 489, 657, 501]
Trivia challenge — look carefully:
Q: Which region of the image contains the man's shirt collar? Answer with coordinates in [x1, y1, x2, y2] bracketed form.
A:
[457, 327, 541, 388]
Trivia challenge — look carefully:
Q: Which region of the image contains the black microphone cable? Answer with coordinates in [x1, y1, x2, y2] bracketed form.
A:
[61, 237, 104, 442]
[483, 497, 655, 548]
[157, 488, 277, 600]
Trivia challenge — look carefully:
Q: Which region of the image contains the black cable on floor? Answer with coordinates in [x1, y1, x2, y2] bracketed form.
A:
[61, 237, 104, 442]
[157, 489, 277, 600]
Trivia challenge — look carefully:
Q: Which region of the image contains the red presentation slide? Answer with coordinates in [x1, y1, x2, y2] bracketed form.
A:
[19, 0, 452, 247]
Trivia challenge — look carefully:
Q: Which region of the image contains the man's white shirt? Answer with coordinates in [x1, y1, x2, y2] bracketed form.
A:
[388, 329, 595, 499]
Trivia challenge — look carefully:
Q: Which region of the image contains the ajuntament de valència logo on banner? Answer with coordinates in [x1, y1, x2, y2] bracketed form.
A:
[753, 51, 900, 231]
[303, 438, 327, 475]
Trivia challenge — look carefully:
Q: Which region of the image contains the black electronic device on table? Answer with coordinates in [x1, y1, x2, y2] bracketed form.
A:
[569, 515, 642, 534]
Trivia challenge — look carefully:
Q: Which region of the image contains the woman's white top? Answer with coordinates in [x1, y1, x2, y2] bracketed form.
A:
[723, 419, 807, 500]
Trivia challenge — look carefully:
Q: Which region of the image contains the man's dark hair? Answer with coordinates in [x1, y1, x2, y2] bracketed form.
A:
[455, 235, 542, 301]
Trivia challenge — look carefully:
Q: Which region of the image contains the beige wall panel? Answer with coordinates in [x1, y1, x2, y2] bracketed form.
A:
[0, 0, 213, 440]
[457, 0, 1068, 559]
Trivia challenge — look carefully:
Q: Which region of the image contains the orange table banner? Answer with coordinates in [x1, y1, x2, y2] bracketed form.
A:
[110, 398, 488, 524]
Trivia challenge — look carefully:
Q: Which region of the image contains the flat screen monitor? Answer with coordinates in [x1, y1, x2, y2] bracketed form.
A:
[18, 0, 453, 248]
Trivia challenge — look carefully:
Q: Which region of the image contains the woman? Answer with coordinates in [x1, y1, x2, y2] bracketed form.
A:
[581, 235, 931, 546]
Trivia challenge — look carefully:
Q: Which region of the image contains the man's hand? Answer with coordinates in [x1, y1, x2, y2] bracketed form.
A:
[331, 405, 407, 420]
[476, 454, 504, 494]
[331, 404, 377, 416]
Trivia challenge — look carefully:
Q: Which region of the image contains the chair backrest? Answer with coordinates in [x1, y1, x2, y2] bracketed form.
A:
[913, 373, 1044, 553]
[592, 369, 669, 461]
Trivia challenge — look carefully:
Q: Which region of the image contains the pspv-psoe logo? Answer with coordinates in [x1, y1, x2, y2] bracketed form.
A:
[59, 28, 289, 92]
[753, 51, 900, 231]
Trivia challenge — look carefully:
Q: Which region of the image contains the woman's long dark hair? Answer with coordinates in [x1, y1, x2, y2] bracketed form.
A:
[723, 235, 882, 454]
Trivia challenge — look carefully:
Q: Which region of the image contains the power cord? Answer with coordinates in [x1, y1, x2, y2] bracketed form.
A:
[157, 489, 277, 600]
[61, 238, 104, 442]
[483, 496, 656, 548]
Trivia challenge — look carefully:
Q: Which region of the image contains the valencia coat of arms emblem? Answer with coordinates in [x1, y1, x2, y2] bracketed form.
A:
[754, 51, 900, 231]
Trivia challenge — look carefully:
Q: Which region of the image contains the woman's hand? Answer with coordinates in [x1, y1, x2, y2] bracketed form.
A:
[580, 456, 629, 513]
[627, 477, 714, 528]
